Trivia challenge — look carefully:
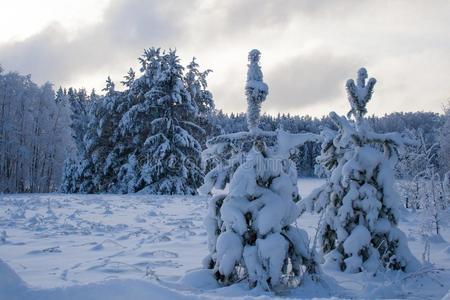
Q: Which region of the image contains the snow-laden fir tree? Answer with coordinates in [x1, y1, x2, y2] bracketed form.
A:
[66, 88, 90, 157]
[61, 48, 209, 195]
[78, 79, 121, 193]
[136, 49, 203, 194]
[203, 50, 319, 290]
[101, 49, 208, 195]
[106, 67, 144, 194]
[60, 158, 79, 193]
[184, 58, 220, 147]
[300, 68, 420, 273]
[60, 88, 94, 193]
[65, 88, 113, 194]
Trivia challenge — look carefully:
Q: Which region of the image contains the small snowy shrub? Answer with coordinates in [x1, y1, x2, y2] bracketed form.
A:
[301, 68, 420, 273]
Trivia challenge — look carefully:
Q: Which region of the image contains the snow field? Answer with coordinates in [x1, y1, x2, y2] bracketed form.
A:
[0, 179, 449, 299]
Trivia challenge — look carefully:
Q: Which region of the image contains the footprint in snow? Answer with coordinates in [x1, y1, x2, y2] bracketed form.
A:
[27, 246, 62, 255]
[148, 211, 158, 217]
[134, 215, 147, 223]
[138, 250, 179, 258]
[442, 246, 450, 255]
[90, 239, 126, 251]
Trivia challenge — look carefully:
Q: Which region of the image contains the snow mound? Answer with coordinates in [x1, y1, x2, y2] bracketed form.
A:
[0, 259, 28, 297]
[442, 290, 450, 300]
[0, 259, 194, 300]
[0, 259, 342, 300]
[177, 269, 219, 290]
[443, 246, 450, 255]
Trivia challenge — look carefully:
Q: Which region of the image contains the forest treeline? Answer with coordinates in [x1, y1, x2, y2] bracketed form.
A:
[0, 55, 448, 194]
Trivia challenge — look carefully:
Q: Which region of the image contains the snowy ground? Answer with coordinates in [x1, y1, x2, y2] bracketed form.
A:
[1, 179, 449, 300]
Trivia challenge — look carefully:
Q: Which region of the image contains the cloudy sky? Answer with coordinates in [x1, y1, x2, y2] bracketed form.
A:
[1, 0, 449, 117]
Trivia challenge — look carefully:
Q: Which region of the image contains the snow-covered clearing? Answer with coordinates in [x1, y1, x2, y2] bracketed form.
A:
[1, 179, 449, 299]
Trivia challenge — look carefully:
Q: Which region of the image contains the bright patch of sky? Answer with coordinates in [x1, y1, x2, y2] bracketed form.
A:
[0, 0, 110, 43]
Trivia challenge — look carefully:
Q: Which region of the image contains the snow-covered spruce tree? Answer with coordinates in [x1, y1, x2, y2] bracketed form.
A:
[69, 48, 210, 194]
[301, 68, 420, 273]
[60, 158, 79, 193]
[184, 58, 221, 147]
[66, 88, 91, 157]
[78, 79, 121, 193]
[101, 71, 136, 194]
[60, 88, 93, 193]
[105, 67, 144, 194]
[113, 49, 176, 194]
[136, 49, 203, 194]
[203, 50, 319, 290]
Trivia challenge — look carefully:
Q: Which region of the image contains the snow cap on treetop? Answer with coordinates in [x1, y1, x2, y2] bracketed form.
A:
[248, 49, 261, 63]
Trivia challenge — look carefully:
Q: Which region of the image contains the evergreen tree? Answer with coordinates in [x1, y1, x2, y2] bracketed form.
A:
[184, 58, 220, 147]
[203, 50, 319, 290]
[108, 66, 146, 193]
[61, 48, 209, 195]
[67, 88, 90, 157]
[60, 158, 79, 193]
[61, 87, 102, 193]
[185, 58, 214, 116]
[136, 49, 204, 194]
[301, 68, 420, 273]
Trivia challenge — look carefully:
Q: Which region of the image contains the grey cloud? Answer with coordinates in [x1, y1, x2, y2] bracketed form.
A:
[264, 52, 360, 111]
[214, 0, 363, 36]
[0, 0, 196, 85]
